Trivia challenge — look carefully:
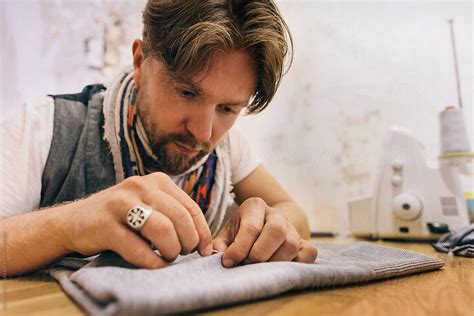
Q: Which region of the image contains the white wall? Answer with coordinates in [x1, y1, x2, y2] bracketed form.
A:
[1, 0, 472, 233]
[0, 0, 145, 113]
[237, 0, 472, 232]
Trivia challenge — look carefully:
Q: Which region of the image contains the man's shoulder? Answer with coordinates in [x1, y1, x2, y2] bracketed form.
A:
[0, 96, 54, 128]
[49, 84, 106, 106]
[225, 127, 248, 151]
[219, 127, 254, 163]
[50, 84, 107, 126]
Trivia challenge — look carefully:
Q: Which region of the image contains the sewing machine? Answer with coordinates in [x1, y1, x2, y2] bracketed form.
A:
[348, 124, 471, 240]
[348, 19, 472, 241]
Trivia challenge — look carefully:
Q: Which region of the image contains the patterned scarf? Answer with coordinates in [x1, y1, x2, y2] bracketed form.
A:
[105, 71, 218, 213]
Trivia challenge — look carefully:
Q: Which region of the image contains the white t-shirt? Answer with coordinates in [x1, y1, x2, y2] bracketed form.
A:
[0, 97, 261, 219]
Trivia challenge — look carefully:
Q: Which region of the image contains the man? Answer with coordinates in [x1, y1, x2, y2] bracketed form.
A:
[0, 0, 316, 276]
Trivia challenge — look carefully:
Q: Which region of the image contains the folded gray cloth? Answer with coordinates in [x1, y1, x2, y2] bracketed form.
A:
[50, 242, 444, 315]
[432, 224, 474, 257]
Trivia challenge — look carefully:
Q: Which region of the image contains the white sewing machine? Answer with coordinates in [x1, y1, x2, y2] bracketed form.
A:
[348, 124, 471, 240]
[348, 19, 472, 241]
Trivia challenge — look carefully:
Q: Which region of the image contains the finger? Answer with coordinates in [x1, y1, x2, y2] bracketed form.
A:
[140, 209, 181, 262]
[109, 225, 168, 269]
[222, 200, 265, 267]
[247, 213, 287, 263]
[212, 229, 231, 252]
[143, 190, 199, 255]
[268, 228, 300, 262]
[212, 238, 229, 253]
[293, 239, 318, 263]
[146, 173, 213, 256]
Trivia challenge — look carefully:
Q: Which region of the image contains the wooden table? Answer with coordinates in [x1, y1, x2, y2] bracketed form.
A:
[3, 237, 473, 315]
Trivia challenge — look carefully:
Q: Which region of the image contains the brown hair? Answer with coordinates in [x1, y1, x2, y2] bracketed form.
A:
[142, 0, 293, 114]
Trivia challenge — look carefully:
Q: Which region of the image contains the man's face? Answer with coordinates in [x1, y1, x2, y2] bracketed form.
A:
[132, 41, 257, 175]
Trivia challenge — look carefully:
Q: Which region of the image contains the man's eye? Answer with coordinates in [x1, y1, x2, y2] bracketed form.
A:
[219, 105, 238, 115]
[179, 89, 197, 98]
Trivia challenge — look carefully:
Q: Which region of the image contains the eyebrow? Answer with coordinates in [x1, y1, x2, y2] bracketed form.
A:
[177, 78, 250, 107]
[179, 78, 204, 95]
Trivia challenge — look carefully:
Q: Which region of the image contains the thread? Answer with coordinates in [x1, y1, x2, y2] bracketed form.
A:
[439, 108, 471, 154]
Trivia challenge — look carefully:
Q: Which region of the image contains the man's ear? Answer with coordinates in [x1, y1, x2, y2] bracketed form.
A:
[132, 39, 144, 89]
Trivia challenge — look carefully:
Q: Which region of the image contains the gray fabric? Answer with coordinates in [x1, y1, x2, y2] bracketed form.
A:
[50, 242, 444, 315]
[432, 224, 474, 257]
[40, 85, 116, 207]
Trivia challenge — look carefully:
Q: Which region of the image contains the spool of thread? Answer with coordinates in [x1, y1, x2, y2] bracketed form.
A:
[439, 107, 472, 155]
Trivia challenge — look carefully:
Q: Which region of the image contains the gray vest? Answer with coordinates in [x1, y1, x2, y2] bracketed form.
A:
[40, 85, 116, 207]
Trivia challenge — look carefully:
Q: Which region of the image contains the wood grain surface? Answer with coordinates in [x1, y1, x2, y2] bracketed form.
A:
[2, 237, 473, 316]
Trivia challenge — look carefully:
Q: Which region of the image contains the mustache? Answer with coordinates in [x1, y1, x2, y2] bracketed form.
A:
[151, 131, 211, 152]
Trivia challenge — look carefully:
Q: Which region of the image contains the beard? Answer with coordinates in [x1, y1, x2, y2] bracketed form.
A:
[136, 90, 213, 175]
[149, 131, 212, 175]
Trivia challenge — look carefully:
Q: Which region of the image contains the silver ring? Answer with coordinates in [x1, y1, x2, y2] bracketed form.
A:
[127, 204, 153, 231]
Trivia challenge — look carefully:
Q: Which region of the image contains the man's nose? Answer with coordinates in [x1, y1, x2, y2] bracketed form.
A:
[185, 105, 214, 143]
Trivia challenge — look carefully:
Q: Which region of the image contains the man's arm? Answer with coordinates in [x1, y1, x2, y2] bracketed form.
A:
[1, 206, 71, 276]
[0, 173, 214, 276]
[212, 164, 316, 267]
[232, 164, 311, 239]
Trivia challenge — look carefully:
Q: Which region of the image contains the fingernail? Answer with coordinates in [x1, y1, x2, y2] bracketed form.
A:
[204, 244, 213, 256]
[222, 258, 234, 268]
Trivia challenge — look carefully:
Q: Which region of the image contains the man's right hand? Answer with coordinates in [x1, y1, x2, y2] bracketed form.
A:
[59, 172, 213, 269]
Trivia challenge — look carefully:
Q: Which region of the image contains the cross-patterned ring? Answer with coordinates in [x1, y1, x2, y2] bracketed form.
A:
[126, 204, 154, 231]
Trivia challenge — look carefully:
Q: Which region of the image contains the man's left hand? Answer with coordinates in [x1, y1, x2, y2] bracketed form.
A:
[212, 197, 318, 267]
